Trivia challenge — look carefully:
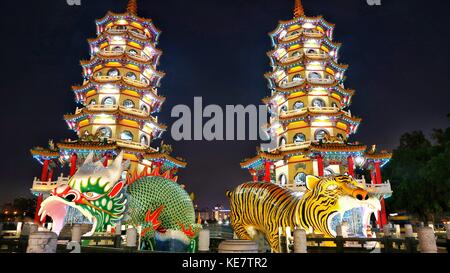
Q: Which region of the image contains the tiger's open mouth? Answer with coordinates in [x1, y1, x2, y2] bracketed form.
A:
[328, 196, 381, 238]
[39, 196, 97, 237]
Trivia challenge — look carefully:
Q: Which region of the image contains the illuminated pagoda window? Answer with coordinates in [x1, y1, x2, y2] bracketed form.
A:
[294, 101, 304, 109]
[312, 98, 325, 107]
[123, 99, 135, 108]
[102, 97, 116, 105]
[294, 133, 306, 143]
[121, 131, 133, 141]
[107, 68, 120, 77]
[98, 127, 112, 138]
[294, 172, 306, 186]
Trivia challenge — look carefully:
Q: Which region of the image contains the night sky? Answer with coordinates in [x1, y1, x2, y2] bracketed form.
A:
[0, 0, 449, 208]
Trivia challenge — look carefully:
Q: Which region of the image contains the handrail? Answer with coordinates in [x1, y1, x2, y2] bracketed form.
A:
[279, 79, 305, 89]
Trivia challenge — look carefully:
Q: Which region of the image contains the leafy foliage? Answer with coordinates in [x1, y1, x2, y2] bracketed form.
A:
[383, 119, 450, 222]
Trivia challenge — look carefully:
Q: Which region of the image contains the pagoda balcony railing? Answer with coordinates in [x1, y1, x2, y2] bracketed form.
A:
[307, 77, 335, 85]
[302, 29, 325, 38]
[119, 105, 150, 118]
[107, 28, 127, 34]
[31, 175, 70, 193]
[308, 106, 340, 114]
[279, 79, 305, 89]
[127, 52, 151, 62]
[99, 49, 125, 57]
[115, 139, 158, 152]
[305, 51, 329, 59]
[281, 33, 301, 42]
[356, 179, 393, 199]
[280, 54, 303, 64]
[94, 75, 122, 82]
[277, 141, 312, 152]
[128, 30, 149, 40]
[123, 76, 150, 88]
[87, 104, 118, 111]
[280, 106, 339, 117]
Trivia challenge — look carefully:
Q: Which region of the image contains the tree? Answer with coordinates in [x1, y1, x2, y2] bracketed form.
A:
[383, 121, 450, 222]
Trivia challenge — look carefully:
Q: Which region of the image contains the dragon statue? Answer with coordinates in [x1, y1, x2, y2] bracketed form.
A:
[227, 175, 381, 252]
[38, 152, 201, 252]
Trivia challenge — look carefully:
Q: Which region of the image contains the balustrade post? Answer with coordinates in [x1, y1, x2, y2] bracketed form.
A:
[445, 224, 450, 253]
[417, 227, 437, 253]
[293, 228, 307, 253]
[382, 225, 392, 253]
[125, 227, 137, 249]
[404, 224, 414, 238]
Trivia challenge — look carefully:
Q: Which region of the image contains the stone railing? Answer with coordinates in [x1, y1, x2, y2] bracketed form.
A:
[106, 28, 127, 34]
[128, 30, 149, 40]
[281, 33, 301, 42]
[127, 52, 150, 62]
[31, 175, 70, 193]
[280, 106, 339, 118]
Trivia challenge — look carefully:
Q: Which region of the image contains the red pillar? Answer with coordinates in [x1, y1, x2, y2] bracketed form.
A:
[374, 161, 388, 227]
[103, 153, 112, 167]
[347, 156, 355, 177]
[264, 162, 271, 183]
[250, 169, 258, 182]
[317, 155, 324, 177]
[34, 194, 43, 224]
[70, 153, 78, 176]
[48, 169, 54, 181]
[41, 160, 50, 181]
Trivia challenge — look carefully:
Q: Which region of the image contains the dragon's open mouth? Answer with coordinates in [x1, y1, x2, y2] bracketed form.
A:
[328, 196, 381, 238]
[39, 196, 97, 236]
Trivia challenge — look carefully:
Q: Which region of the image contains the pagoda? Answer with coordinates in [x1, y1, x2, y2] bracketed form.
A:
[30, 0, 186, 223]
[240, 0, 392, 228]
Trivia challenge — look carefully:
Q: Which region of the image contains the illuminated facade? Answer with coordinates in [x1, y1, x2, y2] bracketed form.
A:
[240, 0, 392, 228]
[30, 0, 186, 223]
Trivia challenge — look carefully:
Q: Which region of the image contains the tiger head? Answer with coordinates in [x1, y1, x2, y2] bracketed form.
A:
[303, 175, 381, 237]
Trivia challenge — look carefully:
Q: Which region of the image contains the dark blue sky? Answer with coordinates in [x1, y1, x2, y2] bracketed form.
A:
[0, 0, 449, 207]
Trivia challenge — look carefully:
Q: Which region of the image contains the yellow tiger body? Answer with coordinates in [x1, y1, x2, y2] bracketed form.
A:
[227, 175, 372, 252]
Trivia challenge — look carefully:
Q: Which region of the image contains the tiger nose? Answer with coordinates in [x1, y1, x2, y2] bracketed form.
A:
[353, 188, 369, 201]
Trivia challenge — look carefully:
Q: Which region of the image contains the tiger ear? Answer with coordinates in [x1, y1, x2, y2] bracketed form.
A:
[306, 175, 320, 190]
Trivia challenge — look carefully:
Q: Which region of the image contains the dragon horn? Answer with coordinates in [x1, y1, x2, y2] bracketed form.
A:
[162, 170, 171, 179]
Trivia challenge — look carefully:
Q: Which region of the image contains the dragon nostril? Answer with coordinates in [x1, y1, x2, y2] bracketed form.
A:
[365, 195, 369, 200]
[65, 194, 76, 202]
[356, 194, 363, 201]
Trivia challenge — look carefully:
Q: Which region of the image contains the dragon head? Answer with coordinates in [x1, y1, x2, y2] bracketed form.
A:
[39, 152, 128, 236]
[303, 175, 381, 237]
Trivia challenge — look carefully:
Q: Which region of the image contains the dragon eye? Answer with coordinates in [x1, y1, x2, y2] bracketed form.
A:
[326, 184, 338, 191]
[83, 192, 103, 201]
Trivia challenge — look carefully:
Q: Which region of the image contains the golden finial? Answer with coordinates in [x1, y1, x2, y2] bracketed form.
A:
[127, 0, 138, 15]
[294, 0, 305, 18]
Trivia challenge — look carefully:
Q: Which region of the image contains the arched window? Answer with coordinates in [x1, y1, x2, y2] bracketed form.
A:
[128, 49, 138, 56]
[123, 99, 135, 108]
[140, 104, 149, 113]
[312, 98, 325, 108]
[294, 101, 304, 110]
[294, 172, 306, 186]
[102, 96, 116, 106]
[332, 102, 338, 108]
[324, 168, 335, 177]
[290, 31, 300, 36]
[280, 105, 288, 113]
[279, 137, 287, 147]
[292, 51, 301, 57]
[141, 77, 149, 84]
[337, 133, 344, 141]
[315, 130, 329, 142]
[308, 72, 321, 79]
[120, 131, 133, 141]
[294, 133, 306, 144]
[140, 135, 148, 145]
[89, 99, 96, 105]
[279, 174, 287, 186]
[96, 72, 102, 77]
[107, 68, 120, 77]
[97, 127, 112, 138]
[126, 72, 137, 81]
[307, 49, 316, 54]
[112, 46, 123, 52]
[292, 74, 303, 82]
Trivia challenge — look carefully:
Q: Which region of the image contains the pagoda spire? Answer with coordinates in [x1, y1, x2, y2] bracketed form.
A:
[294, 0, 305, 18]
[127, 0, 138, 15]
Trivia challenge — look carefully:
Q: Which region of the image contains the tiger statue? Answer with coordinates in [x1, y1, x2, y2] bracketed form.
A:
[227, 175, 381, 252]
